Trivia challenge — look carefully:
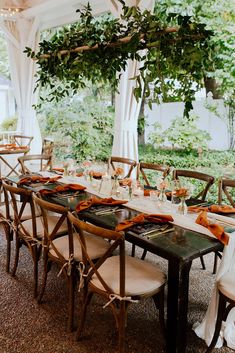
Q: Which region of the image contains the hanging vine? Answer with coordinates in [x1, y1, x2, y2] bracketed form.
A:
[25, 1, 214, 116]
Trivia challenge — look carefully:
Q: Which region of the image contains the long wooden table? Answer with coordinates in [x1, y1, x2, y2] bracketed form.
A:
[47, 186, 223, 353]
[8, 175, 224, 353]
[0, 146, 30, 177]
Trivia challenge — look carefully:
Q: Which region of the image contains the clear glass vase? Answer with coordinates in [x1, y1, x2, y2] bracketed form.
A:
[159, 189, 167, 202]
[178, 197, 188, 215]
[111, 177, 119, 196]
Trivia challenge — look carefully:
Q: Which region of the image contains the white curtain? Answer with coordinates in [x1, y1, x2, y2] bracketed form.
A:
[2, 18, 42, 154]
[111, 0, 154, 165]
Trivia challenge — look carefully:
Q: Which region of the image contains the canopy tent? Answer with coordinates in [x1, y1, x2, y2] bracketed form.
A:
[0, 0, 153, 157]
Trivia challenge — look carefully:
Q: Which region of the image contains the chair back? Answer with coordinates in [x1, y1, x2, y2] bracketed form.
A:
[12, 135, 33, 148]
[218, 178, 235, 207]
[41, 138, 54, 156]
[109, 156, 137, 179]
[18, 154, 52, 174]
[2, 181, 37, 240]
[67, 212, 125, 297]
[137, 162, 171, 186]
[172, 169, 214, 201]
[33, 194, 70, 261]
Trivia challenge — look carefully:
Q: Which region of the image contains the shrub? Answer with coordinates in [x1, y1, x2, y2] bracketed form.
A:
[149, 114, 211, 151]
[0, 115, 18, 131]
[38, 92, 114, 162]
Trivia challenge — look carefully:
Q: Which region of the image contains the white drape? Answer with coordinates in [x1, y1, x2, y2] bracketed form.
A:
[112, 58, 143, 162]
[111, 0, 154, 164]
[2, 18, 42, 154]
[193, 234, 235, 349]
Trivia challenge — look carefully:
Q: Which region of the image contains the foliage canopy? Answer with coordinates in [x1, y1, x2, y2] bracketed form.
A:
[25, 1, 214, 117]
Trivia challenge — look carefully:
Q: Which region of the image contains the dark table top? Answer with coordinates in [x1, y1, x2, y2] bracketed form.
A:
[7, 176, 224, 263]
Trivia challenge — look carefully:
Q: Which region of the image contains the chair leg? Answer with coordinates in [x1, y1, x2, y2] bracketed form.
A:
[118, 300, 126, 353]
[205, 294, 227, 353]
[37, 255, 49, 304]
[200, 255, 206, 270]
[67, 271, 75, 332]
[212, 252, 222, 275]
[153, 289, 166, 339]
[76, 289, 92, 340]
[32, 247, 39, 298]
[11, 236, 21, 277]
[141, 249, 147, 260]
[6, 229, 13, 273]
[131, 244, 135, 257]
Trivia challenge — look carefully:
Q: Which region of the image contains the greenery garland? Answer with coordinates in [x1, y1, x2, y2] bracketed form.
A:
[25, 1, 214, 116]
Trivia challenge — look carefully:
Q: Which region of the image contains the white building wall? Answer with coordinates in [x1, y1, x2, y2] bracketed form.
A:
[145, 99, 228, 150]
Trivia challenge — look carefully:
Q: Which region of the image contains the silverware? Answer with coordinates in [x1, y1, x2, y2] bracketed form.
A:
[141, 224, 168, 236]
[147, 227, 173, 239]
[95, 207, 121, 215]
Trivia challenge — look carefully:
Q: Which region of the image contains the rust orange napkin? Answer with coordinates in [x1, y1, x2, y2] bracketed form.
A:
[119, 178, 132, 187]
[7, 145, 28, 150]
[115, 213, 174, 232]
[196, 211, 229, 245]
[0, 143, 16, 148]
[76, 196, 128, 213]
[52, 167, 64, 173]
[18, 175, 61, 186]
[89, 171, 104, 179]
[189, 204, 235, 214]
[40, 183, 86, 195]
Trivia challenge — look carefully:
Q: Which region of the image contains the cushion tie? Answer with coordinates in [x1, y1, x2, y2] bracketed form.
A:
[103, 293, 139, 309]
[57, 254, 74, 277]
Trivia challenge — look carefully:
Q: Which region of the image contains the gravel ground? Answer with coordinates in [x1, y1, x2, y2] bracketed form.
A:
[0, 228, 232, 353]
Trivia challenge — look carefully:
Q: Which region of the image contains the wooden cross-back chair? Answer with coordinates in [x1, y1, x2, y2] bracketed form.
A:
[68, 212, 166, 353]
[41, 138, 54, 156]
[218, 178, 235, 207]
[109, 156, 137, 178]
[2, 181, 43, 297]
[205, 271, 235, 353]
[18, 154, 52, 174]
[0, 178, 39, 273]
[137, 162, 171, 186]
[12, 134, 33, 148]
[173, 169, 215, 271]
[33, 194, 110, 331]
[172, 169, 215, 201]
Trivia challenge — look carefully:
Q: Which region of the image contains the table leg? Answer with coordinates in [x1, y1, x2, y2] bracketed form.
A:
[166, 259, 192, 353]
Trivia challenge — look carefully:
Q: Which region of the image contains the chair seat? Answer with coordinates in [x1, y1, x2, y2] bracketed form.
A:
[91, 255, 166, 297]
[49, 231, 110, 261]
[21, 215, 68, 239]
[218, 271, 235, 301]
[0, 201, 41, 221]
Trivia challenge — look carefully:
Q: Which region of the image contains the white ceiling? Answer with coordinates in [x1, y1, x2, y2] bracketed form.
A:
[0, 0, 116, 30]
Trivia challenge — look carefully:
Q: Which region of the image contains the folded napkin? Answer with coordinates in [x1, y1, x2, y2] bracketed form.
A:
[18, 175, 61, 186]
[119, 178, 132, 187]
[76, 196, 127, 213]
[196, 211, 229, 245]
[40, 183, 86, 195]
[115, 213, 174, 232]
[7, 145, 28, 150]
[89, 171, 104, 179]
[0, 143, 16, 148]
[52, 167, 64, 173]
[189, 204, 235, 214]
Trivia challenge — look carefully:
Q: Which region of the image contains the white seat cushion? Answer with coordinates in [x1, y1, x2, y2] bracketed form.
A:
[0, 201, 41, 221]
[49, 231, 110, 261]
[20, 215, 67, 239]
[218, 271, 235, 301]
[91, 255, 166, 297]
